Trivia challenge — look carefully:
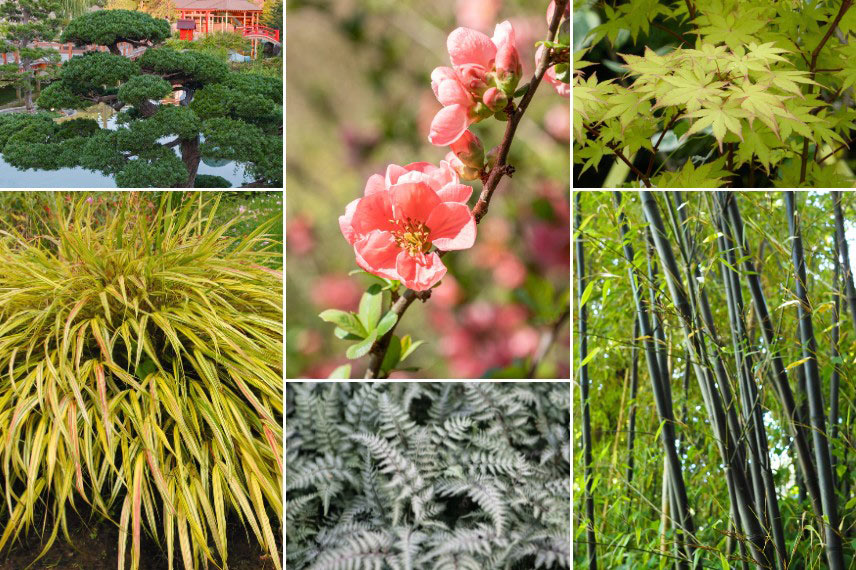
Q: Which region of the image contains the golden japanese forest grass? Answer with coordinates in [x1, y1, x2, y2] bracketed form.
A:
[0, 194, 283, 570]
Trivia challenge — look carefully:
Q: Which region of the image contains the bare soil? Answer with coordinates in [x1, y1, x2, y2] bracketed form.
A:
[0, 512, 278, 570]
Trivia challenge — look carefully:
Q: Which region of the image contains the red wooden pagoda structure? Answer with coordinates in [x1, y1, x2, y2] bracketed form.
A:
[172, 0, 280, 56]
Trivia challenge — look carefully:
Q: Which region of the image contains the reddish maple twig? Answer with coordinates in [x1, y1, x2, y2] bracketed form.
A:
[817, 137, 856, 164]
[363, 0, 569, 379]
[800, 0, 853, 184]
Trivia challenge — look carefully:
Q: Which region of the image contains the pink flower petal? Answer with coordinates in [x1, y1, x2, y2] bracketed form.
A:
[435, 76, 471, 106]
[404, 162, 435, 174]
[354, 230, 401, 280]
[339, 198, 361, 245]
[431, 67, 458, 98]
[426, 202, 476, 251]
[385, 163, 409, 187]
[352, 190, 395, 235]
[390, 181, 442, 224]
[447, 26, 497, 69]
[491, 20, 514, 51]
[436, 182, 473, 204]
[396, 251, 447, 291]
[364, 173, 385, 195]
[429, 104, 471, 146]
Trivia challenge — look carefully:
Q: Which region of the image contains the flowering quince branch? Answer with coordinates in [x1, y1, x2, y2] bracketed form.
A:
[323, 0, 569, 379]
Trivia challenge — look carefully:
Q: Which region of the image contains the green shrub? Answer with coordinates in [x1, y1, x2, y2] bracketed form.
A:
[0, 193, 283, 569]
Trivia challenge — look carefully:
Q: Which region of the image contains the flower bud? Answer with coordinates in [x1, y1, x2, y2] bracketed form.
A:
[457, 63, 490, 96]
[482, 87, 507, 112]
[470, 102, 494, 121]
[449, 129, 484, 170]
[446, 151, 481, 181]
[494, 43, 521, 96]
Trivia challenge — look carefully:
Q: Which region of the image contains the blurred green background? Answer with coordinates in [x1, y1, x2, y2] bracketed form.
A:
[286, 0, 570, 378]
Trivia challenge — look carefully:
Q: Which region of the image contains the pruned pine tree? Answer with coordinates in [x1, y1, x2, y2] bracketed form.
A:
[286, 382, 570, 570]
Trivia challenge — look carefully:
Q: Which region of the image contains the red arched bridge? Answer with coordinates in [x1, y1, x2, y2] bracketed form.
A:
[240, 25, 280, 45]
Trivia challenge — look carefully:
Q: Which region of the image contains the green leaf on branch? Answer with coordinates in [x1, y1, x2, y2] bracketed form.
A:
[399, 335, 425, 363]
[375, 311, 398, 337]
[328, 364, 351, 379]
[358, 284, 383, 332]
[380, 335, 402, 375]
[333, 327, 363, 341]
[319, 309, 366, 338]
[346, 330, 377, 359]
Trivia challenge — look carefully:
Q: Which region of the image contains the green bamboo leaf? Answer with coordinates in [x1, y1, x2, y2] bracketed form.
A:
[579, 280, 596, 307]
[785, 357, 811, 371]
[578, 346, 601, 368]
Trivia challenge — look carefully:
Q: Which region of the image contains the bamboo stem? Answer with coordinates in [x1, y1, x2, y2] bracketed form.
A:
[784, 191, 844, 570]
[577, 193, 598, 570]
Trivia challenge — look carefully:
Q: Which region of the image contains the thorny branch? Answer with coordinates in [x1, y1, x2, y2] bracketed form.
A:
[363, 0, 569, 379]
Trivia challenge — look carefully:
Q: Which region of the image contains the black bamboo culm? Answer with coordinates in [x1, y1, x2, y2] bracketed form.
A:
[830, 218, 841, 482]
[832, 191, 856, 332]
[643, 191, 772, 568]
[576, 193, 597, 570]
[626, 317, 640, 487]
[724, 195, 825, 520]
[613, 192, 697, 566]
[642, 224, 686, 570]
[784, 191, 845, 570]
[714, 191, 788, 570]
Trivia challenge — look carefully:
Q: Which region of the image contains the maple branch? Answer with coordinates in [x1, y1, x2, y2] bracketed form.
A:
[817, 137, 856, 164]
[363, 0, 569, 379]
[651, 21, 689, 46]
[646, 112, 682, 177]
[800, 0, 853, 184]
[810, 0, 852, 72]
[584, 123, 652, 187]
[683, 0, 696, 20]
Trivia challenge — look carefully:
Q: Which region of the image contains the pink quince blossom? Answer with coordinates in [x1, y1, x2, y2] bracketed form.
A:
[429, 21, 521, 146]
[339, 162, 477, 291]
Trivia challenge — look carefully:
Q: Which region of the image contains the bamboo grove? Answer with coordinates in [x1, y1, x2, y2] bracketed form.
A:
[573, 191, 856, 569]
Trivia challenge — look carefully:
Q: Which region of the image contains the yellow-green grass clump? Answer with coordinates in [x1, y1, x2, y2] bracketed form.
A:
[0, 193, 283, 570]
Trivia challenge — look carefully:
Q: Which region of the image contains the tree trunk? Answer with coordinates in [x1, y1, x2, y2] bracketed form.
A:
[576, 193, 597, 570]
[784, 191, 844, 570]
[180, 135, 201, 188]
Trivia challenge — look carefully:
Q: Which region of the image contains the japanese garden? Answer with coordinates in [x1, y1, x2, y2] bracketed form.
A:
[0, 0, 282, 187]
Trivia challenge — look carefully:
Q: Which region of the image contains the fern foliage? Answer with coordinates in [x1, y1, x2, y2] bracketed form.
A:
[286, 382, 570, 570]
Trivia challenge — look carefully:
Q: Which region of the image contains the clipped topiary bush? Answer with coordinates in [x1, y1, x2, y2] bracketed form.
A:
[0, 193, 283, 569]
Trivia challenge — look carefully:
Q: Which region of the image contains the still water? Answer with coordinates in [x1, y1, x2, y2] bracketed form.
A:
[0, 85, 249, 188]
